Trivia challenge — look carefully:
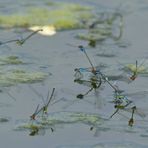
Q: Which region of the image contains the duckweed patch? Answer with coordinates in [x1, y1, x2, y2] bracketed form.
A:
[0, 3, 93, 30]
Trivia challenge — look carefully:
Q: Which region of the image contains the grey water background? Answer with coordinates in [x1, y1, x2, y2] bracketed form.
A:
[0, 0, 148, 147]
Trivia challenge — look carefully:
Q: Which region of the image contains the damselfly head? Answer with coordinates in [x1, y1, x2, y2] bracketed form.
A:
[30, 114, 36, 120]
[30, 104, 40, 120]
[78, 45, 85, 52]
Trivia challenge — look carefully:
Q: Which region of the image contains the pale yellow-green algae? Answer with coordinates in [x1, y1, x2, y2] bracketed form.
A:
[0, 2, 93, 30]
[5, 70, 48, 83]
[122, 63, 148, 75]
[0, 69, 48, 86]
[15, 111, 104, 131]
[125, 64, 147, 73]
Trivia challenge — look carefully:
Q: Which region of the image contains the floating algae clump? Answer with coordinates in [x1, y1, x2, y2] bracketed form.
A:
[122, 62, 148, 75]
[6, 69, 47, 83]
[15, 111, 104, 131]
[0, 69, 48, 86]
[0, 56, 24, 65]
[124, 64, 146, 73]
[0, 2, 93, 30]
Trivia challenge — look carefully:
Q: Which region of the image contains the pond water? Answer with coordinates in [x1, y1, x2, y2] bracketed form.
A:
[0, 0, 148, 148]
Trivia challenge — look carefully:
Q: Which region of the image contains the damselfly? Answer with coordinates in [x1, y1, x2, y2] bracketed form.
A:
[30, 88, 55, 119]
[29, 87, 65, 118]
[118, 60, 147, 83]
[109, 92, 146, 126]
[0, 29, 42, 46]
[40, 88, 55, 115]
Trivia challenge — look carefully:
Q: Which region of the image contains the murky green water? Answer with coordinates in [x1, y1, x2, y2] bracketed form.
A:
[0, 0, 148, 148]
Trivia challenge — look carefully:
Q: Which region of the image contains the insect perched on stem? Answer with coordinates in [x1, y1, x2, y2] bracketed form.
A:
[29, 88, 56, 134]
[30, 88, 55, 120]
[0, 29, 43, 46]
[129, 60, 144, 81]
[117, 60, 147, 83]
